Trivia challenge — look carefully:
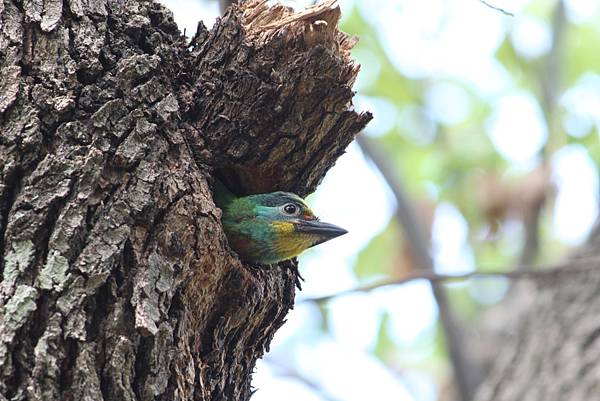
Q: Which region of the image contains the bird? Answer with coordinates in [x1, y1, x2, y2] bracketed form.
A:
[213, 179, 348, 264]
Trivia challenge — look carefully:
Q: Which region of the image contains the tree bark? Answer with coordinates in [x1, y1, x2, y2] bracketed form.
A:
[0, 0, 370, 400]
[474, 228, 600, 401]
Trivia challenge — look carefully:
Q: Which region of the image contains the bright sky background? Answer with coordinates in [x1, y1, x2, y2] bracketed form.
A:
[160, 0, 600, 400]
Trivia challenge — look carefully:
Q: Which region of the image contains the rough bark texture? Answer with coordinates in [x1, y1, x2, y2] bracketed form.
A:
[474, 228, 600, 401]
[0, 0, 370, 400]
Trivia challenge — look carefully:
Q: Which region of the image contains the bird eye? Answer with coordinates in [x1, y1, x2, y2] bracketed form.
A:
[282, 203, 299, 215]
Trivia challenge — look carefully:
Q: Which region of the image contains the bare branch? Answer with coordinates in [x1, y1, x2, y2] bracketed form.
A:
[540, 0, 566, 150]
[518, 1, 566, 267]
[356, 135, 478, 401]
[479, 0, 514, 16]
[301, 257, 600, 305]
[264, 358, 346, 401]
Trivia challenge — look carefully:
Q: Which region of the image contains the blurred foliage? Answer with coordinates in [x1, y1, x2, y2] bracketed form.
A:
[354, 219, 403, 280]
[339, 0, 599, 400]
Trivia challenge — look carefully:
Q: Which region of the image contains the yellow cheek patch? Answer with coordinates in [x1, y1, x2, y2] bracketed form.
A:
[271, 221, 296, 234]
[271, 221, 316, 259]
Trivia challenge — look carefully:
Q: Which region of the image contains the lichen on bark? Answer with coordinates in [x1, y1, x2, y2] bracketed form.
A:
[0, 0, 370, 400]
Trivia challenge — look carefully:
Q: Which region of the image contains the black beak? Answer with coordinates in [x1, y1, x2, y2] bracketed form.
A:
[294, 220, 348, 247]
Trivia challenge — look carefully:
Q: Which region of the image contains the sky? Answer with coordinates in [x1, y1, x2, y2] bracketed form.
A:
[159, 1, 600, 400]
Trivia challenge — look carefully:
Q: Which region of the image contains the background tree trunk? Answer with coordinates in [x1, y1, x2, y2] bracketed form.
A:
[474, 228, 600, 401]
[0, 0, 370, 400]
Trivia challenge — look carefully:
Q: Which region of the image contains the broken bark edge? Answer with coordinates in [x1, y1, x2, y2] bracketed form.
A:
[185, 0, 371, 196]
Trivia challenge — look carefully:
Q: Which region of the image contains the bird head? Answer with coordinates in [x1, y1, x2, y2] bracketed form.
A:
[219, 190, 348, 264]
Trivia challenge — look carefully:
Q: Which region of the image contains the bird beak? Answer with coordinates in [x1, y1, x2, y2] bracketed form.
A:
[294, 220, 348, 247]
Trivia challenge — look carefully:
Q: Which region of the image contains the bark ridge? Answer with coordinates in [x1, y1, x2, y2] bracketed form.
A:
[0, 0, 370, 400]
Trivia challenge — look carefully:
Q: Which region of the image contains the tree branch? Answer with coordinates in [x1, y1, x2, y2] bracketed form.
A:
[302, 256, 600, 304]
[518, 0, 566, 267]
[356, 135, 478, 401]
[478, 0, 514, 16]
[264, 358, 346, 401]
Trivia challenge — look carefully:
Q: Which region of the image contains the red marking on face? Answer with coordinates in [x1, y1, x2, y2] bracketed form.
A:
[303, 213, 317, 221]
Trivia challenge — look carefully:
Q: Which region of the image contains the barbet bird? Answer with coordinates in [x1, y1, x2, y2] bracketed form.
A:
[214, 180, 348, 264]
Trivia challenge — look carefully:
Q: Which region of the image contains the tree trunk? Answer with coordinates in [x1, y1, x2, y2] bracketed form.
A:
[0, 0, 370, 400]
[475, 228, 600, 401]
